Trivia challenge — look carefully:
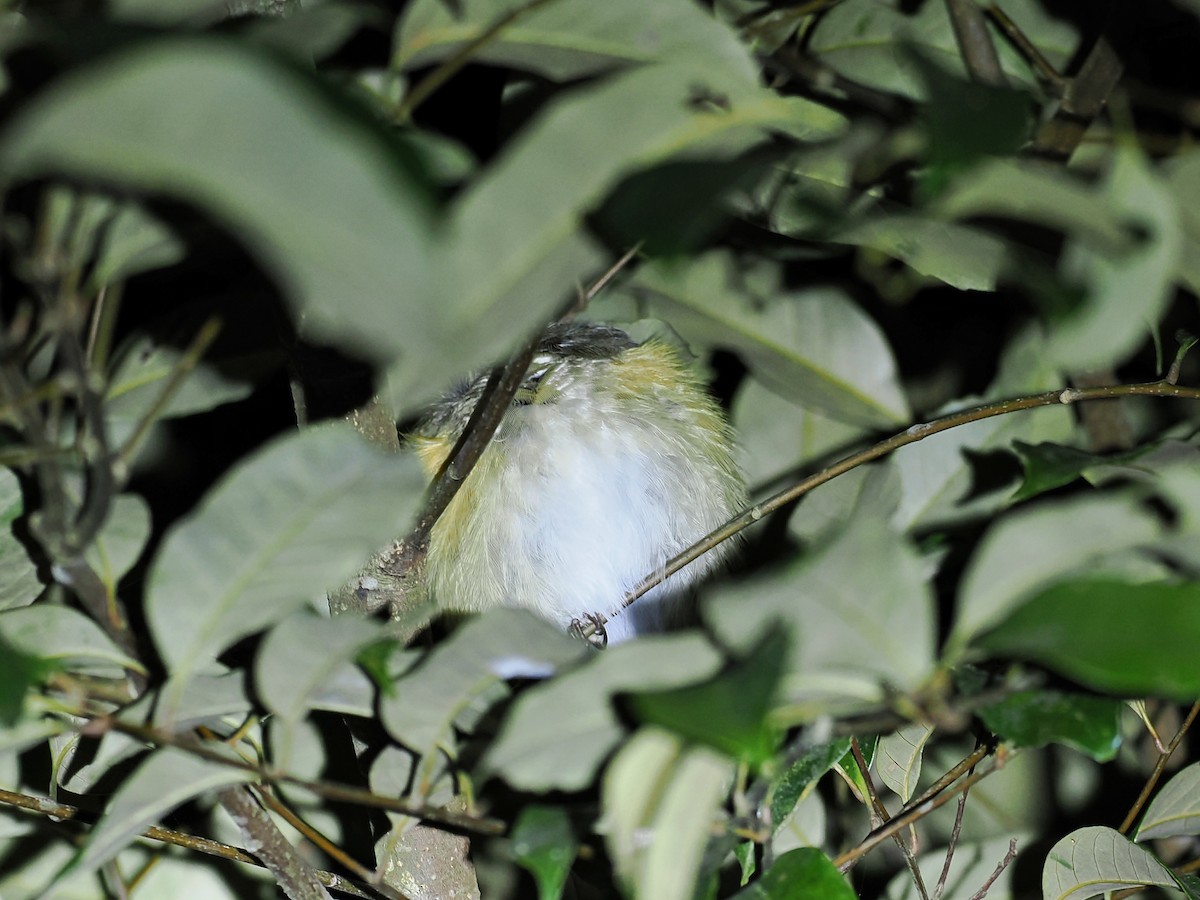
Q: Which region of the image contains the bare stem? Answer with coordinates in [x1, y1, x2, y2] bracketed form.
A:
[1119, 700, 1200, 834]
[594, 379, 1200, 634]
[835, 746, 1013, 872]
[0, 787, 378, 899]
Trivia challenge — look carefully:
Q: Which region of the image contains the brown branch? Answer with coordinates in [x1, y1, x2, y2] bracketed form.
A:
[590, 379, 1200, 635]
[253, 786, 410, 900]
[835, 746, 1013, 872]
[217, 786, 333, 900]
[934, 756, 976, 900]
[945, 0, 1006, 86]
[852, 738, 931, 900]
[985, 5, 1066, 93]
[1032, 33, 1123, 160]
[967, 839, 1018, 900]
[1119, 700, 1200, 835]
[93, 716, 505, 835]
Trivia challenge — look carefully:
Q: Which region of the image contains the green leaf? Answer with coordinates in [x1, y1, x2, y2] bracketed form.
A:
[629, 630, 786, 768]
[255, 612, 383, 767]
[394, 0, 760, 82]
[1042, 826, 1175, 900]
[43, 189, 184, 292]
[104, 320, 280, 442]
[634, 252, 909, 427]
[949, 494, 1161, 658]
[1136, 762, 1200, 841]
[49, 748, 254, 894]
[769, 739, 852, 833]
[730, 848, 856, 900]
[831, 211, 1012, 292]
[0, 38, 438, 371]
[979, 579, 1200, 699]
[418, 63, 799, 418]
[0, 633, 51, 727]
[979, 691, 1121, 761]
[875, 722, 934, 803]
[83, 494, 151, 595]
[145, 425, 426, 719]
[890, 327, 1073, 531]
[806, 0, 1078, 99]
[933, 157, 1137, 253]
[381, 609, 586, 766]
[706, 513, 936, 705]
[511, 805, 579, 900]
[602, 727, 731, 900]
[0, 468, 42, 611]
[732, 377, 868, 489]
[0, 605, 144, 678]
[1009, 441, 1154, 501]
[482, 632, 723, 791]
[1051, 143, 1182, 370]
[908, 50, 1032, 199]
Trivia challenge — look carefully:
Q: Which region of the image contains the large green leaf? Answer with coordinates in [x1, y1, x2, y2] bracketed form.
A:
[1052, 144, 1181, 369]
[1042, 826, 1175, 900]
[0, 468, 42, 611]
[629, 630, 786, 768]
[381, 609, 585, 772]
[48, 748, 254, 895]
[482, 632, 724, 791]
[633, 252, 909, 427]
[806, 0, 1078, 99]
[417, 63, 799, 417]
[255, 612, 383, 768]
[0, 605, 143, 678]
[979, 579, 1200, 699]
[949, 493, 1161, 657]
[0, 38, 438, 369]
[395, 0, 760, 82]
[602, 727, 731, 900]
[145, 425, 425, 720]
[1136, 762, 1200, 841]
[731, 848, 856, 900]
[979, 691, 1122, 761]
[706, 513, 936, 706]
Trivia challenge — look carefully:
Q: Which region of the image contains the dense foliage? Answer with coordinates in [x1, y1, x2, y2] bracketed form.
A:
[3, 0, 1200, 897]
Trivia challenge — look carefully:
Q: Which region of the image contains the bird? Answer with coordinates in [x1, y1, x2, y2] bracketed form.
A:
[407, 321, 745, 643]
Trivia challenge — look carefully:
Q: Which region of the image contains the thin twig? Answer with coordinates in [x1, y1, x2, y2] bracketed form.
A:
[967, 839, 1018, 900]
[91, 716, 505, 835]
[852, 738, 931, 900]
[934, 758, 976, 900]
[835, 747, 1013, 872]
[985, 5, 1066, 93]
[114, 316, 223, 477]
[0, 787, 376, 899]
[253, 786, 409, 900]
[1119, 700, 1200, 834]
[586, 379, 1200, 636]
